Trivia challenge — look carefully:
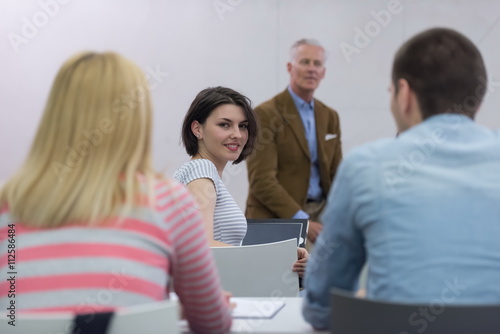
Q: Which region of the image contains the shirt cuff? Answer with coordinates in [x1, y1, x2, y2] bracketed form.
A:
[293, 210, 310, 219]
[302, 294, 330, 330]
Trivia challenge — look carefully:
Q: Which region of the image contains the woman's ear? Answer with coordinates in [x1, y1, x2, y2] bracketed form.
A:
[191, 120, 202, 139]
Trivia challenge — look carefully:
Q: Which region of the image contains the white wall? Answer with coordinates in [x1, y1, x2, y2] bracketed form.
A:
[1, 0, 499, 210]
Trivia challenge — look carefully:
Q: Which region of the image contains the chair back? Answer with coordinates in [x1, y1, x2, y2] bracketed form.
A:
[2, 300, 179, 334]
[330, 288, 500, 334]
[212, 238, 299, 297]
[244, 218, 308, 248]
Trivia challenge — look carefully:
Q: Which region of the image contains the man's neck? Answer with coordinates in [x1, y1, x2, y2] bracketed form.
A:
[289, 86, 314, 103]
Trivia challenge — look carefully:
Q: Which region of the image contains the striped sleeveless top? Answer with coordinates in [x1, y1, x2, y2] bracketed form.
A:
[173, 159, 247, 246]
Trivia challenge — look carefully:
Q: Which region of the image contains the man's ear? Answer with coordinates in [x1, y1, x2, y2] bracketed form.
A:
[319, 66, 326, 80]
[396, 78, 411, 115]
[191, 120, 202, 139]
[287, 62, 292, 74]
[396, 78, 423, 127]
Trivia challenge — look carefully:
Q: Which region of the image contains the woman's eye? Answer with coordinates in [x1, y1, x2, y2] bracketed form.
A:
[239, 124, 248, 129]
[219, 123, 229, 128]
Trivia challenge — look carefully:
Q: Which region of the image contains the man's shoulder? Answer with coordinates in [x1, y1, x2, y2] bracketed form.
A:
[313, 97, 338, 116]
[344, 138, 395, 166]
[255, 89, 290, 112]
[330, 139, 395, 193]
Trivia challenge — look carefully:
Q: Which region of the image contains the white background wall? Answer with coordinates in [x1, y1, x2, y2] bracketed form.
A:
[1, 0, 499, 210]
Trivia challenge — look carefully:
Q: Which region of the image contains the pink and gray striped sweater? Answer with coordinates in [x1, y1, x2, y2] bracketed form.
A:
[0, 179, 232, 334]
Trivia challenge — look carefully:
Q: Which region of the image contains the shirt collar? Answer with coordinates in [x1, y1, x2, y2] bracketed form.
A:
[288, 86, 314, 110]
[424, 113, 473, 125]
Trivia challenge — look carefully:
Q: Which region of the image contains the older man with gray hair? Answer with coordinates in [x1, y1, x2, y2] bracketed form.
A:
[246, 38, 342, 247]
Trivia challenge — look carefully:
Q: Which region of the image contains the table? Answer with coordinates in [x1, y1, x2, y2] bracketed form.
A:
[181, 297, 328, 334]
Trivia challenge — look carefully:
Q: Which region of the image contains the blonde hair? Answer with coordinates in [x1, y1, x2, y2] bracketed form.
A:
[0, 52, 157, 228]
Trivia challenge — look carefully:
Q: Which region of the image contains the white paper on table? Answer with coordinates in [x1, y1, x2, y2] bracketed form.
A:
[230, 298, 286, 319]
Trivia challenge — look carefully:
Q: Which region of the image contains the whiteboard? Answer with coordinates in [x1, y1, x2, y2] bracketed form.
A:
[1, 0, 499, 210]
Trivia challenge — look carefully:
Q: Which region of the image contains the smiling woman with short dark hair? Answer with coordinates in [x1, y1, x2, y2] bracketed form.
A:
[174, 86, 257, 247]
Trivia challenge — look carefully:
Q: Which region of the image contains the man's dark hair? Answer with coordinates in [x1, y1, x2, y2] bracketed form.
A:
[392, 27, 487, 119]
[181, 86, 258, 164]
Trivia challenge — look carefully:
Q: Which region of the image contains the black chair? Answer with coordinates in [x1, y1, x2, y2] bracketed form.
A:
[330, 288, 500, 334]
[243, 218, 308, 248]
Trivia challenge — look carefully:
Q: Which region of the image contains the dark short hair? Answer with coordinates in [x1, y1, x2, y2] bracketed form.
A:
[181, 86, 258, 164]
[392, 28, 487, 119]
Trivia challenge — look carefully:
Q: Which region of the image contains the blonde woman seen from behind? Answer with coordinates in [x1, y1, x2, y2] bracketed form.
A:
[0, 52, 231, 334]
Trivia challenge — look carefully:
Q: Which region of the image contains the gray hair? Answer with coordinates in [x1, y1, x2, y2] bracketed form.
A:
[290, 38, 328, 63]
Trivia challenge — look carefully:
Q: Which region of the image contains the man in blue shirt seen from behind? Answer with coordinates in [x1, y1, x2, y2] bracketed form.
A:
[303, 27, 500, 330]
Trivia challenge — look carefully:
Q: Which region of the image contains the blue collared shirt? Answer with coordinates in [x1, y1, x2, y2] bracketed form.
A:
[303, 114, 500, 329]
[287, 87, 322, 219]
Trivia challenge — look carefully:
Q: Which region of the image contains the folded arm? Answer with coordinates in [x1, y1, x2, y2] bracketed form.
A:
[303, 157, 368, 330]
[164, 183, 232, 333]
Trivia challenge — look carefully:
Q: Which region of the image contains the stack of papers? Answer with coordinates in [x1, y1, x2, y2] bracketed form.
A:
[170, 293, 286, 319]
[231, 298, 286, 319]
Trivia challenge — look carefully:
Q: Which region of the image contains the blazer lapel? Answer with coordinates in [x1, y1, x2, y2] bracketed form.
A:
[279, 90, 311, 160]
[315, 100, 329, 167]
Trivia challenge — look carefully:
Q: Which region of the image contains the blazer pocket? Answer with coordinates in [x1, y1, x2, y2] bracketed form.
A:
[325, 133, 337, 141]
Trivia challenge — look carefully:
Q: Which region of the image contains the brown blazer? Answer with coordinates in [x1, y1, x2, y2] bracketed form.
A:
[246, 89, 342, 219]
